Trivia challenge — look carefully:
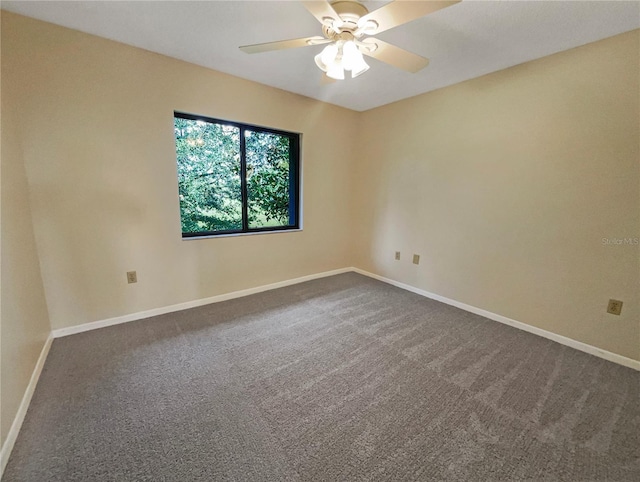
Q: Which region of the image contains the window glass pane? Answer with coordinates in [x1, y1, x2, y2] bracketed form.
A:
[174, 117, 242, 234]
[173, 113, 299, 238]
[245, 130, 293, 229]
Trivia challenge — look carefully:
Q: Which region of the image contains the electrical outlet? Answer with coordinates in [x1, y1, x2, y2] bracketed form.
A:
[395, 251, 401, 261]
[413, 254, 420, 265]
[127, 271, 137, 284]
[607, 299, 623, 315]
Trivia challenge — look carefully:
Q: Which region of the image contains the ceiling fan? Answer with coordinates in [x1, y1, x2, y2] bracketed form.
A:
[240, 1, 461, 81]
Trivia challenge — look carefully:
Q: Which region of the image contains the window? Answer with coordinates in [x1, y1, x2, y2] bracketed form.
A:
[173, 112, 300, 238]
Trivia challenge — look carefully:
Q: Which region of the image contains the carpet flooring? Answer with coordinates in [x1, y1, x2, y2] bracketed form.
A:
[4, 273, 639, 481]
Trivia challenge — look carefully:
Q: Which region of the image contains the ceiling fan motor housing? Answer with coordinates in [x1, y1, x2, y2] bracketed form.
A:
[323, 1, 369, 38]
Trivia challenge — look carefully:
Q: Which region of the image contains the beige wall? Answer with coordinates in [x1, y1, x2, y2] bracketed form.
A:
[354, 30, 640, 361]
[1, 37, 52, 445]
[1, 12, 359, 332]
[1, 16, 638, 457]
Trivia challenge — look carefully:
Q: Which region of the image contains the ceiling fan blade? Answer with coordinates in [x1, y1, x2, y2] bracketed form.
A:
[361, 38, 429, 73]
[302, 1, 341, 25]
[240, 36, 330, 54]
[360, 0, 461, 35]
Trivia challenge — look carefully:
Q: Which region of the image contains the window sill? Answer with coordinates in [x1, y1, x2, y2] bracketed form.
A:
[181, 228, 302, 240]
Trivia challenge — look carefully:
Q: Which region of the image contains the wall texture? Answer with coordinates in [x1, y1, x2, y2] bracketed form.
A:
[1, 12, 359, 332]
[354, 30, 640, 361]
[0, 42, 52, 445]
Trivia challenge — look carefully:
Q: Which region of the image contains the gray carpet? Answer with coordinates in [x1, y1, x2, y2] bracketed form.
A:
[4, 273, 639, 481]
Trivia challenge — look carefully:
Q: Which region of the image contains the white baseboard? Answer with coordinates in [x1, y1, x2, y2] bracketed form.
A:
[0, 334, 53, 478]
[52, 265, 639, 371]
[2, 266, 637, 477]
[52, 267, 353, 338]
[353, 268, 640, 372]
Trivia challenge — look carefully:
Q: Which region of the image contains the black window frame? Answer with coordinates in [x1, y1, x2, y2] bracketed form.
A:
[174, 111, 300, 239]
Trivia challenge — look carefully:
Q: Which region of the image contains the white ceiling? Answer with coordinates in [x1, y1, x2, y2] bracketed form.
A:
[3, 0, 639, 111]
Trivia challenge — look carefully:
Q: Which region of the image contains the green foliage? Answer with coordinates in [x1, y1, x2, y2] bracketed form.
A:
[174, 117, 292, 234]
[246, 130, 291, 227]
[174, 117, 242, 233]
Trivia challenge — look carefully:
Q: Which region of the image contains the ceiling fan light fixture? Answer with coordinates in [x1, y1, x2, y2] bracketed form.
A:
[316, 42, 347, 80]
[241, 0, 455, 82]
[314, 52, 326, 71]
[351, 56, 369, 78]
[320, 43, 339, 68]
[326, 60, 345, 80]
[341, 40, 368, 78]
[341, 40, 360, 71]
